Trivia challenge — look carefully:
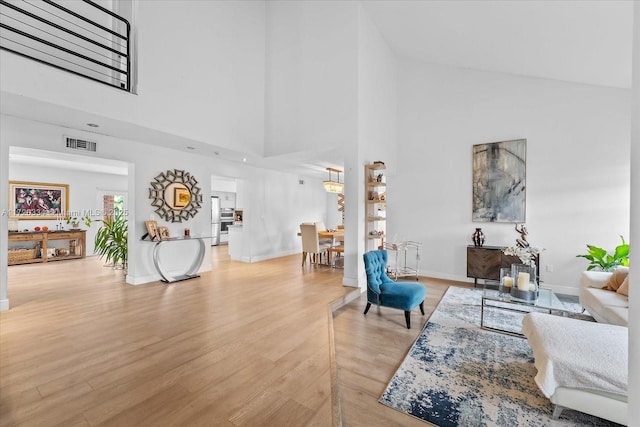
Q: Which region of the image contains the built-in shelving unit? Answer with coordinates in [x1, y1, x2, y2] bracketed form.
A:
[364, 162, 387, 252]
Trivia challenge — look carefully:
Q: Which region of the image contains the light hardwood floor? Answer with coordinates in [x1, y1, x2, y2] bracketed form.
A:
[1, 247, 470, 426]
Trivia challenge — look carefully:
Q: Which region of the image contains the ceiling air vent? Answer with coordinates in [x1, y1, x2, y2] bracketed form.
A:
[65, 137, 97, 152]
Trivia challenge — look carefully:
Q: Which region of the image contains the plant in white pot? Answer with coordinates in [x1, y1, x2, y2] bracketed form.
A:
[576, 235, 629, 271]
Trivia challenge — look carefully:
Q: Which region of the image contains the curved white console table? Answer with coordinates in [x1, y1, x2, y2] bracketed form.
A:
[143, 236, 209, 283]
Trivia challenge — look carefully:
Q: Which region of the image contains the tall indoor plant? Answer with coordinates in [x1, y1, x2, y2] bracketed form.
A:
[94, 211, 128, 270]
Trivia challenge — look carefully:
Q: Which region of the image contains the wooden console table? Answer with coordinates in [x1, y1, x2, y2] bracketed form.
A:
[466, 245, 539, 287]
[8, 230, 86, 265]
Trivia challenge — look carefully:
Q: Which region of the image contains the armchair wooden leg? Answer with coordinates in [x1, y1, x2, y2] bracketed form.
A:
[302, 252, 307, 266]
[419, 301, 425, 315]
[363, 302, 372, 315]
[404, 311, 411, 329]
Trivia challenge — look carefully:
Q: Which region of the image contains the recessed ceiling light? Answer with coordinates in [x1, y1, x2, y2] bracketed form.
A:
[242, 157, 247, 162]
[87, 123, 99, 128]
[186, 146, 195, 150]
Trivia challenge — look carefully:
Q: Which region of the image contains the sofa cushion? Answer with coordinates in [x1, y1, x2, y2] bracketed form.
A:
[606, 306, 630, 326]
[617, 277, 629, 296]
[379, 282, 426, 311]
[581, 270, 612, 289]
[605, 267, 629, 291]
[588, 288, 629, 308]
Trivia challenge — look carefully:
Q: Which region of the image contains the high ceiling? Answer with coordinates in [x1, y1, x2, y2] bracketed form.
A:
[362, 0, 634, 89]
[4, 1, 635, 176]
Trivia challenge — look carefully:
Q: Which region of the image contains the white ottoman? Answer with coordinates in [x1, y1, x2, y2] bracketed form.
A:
[522, 312, 628, 425]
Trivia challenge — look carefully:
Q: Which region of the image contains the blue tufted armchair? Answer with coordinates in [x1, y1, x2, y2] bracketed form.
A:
[363, 250, 426, 329]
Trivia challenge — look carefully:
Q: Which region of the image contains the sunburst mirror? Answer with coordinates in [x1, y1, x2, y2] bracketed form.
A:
[149, 169, 203, 222]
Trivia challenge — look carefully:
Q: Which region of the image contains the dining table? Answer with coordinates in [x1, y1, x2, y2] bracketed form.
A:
[296, 229, 344, 241]
[297, 229, 344, 267]
[318, 229, 344, 242]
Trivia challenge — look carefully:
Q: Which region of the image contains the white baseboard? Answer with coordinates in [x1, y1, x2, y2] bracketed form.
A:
[539, 283, 580, 297]
[0, 298, 9, 311]
[341, 277, 361, 287]
[419, 269, 475, 285]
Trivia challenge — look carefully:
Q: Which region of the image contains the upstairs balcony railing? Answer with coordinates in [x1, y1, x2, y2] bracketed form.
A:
[0, 0, 130, 91]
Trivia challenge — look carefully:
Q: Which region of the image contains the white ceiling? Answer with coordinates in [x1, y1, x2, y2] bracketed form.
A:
[4, 0, 635, 176]
[362, 0, 634, 89]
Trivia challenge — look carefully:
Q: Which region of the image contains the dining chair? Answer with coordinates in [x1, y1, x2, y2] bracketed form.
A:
[300, 223, 331, 266]
[328, 228, 344, 267]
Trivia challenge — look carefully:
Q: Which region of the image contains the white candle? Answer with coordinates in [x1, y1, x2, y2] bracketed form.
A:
[529, 283, 536, 291]
[502, 277, 514, 288]
[517, 272, 530, 290]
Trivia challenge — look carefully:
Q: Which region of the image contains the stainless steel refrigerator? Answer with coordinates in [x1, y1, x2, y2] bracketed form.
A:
[211, 196, 221, 246]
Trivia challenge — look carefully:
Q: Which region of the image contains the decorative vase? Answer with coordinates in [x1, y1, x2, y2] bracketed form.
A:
[472, 228, 485, 247]
[510, 263, 538, 301]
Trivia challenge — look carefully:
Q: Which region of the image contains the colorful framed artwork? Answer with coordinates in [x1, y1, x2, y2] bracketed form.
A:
[472, 139, 526, 223]
[9, 181, 69, 220]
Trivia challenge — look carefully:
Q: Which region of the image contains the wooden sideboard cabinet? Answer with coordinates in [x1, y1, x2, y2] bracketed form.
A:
[467, 245, 539, 286]
[8, 230, 86, 265]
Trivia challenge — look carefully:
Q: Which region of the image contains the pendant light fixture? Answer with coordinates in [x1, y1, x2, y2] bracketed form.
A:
[323, 167, 344, 193]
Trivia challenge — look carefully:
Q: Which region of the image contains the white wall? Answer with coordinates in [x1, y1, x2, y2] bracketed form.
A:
[239, 168, 328, 262]
[395, 61, 631, 294]
[7, 163, 128, 256]
[264, 0, 358, 157]
[325, 192, 343, 230]
[0, 1, 266, 155]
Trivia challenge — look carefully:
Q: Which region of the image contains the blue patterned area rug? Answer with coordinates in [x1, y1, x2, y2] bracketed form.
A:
[379, 286, 621, 427]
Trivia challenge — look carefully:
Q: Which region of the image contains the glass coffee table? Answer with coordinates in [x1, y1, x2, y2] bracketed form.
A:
[480, 287, 578, 337]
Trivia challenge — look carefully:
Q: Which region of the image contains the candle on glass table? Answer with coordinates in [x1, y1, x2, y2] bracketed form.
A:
[502, 277, 514, 288]
[517, 272, 530, 290]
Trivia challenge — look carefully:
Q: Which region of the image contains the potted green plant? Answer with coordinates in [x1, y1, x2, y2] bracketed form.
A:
[66, 215, 92, 229]
[94, 212, 128, 270]
[576, 235, 629, 271]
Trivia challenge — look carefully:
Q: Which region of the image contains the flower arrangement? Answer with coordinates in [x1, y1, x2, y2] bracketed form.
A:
[503, 224, 544, 264]
[66, 215, 92, 229]
[503, 245, 543, 264]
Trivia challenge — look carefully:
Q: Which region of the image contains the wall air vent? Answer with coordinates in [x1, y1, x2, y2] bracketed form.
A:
[65, 137, 97, 152]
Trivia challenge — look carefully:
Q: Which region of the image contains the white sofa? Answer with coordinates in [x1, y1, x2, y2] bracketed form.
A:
[579, 270, 629, 326]
[521, 268, 630, 425]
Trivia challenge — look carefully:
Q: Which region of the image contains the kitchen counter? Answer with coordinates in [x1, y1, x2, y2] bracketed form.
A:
[228, 225, 243, 261]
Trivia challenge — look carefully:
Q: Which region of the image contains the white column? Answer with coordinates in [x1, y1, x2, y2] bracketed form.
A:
[628, 2, 639, 423]
[0, 126, 9, 310]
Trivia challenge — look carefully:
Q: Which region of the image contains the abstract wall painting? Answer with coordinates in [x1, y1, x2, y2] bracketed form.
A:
[472, 139, 526, 222]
